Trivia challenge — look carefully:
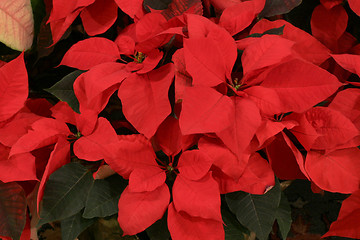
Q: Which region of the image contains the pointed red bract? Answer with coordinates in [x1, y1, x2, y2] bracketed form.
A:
[217, 97, 262, 158]
[304, 107, 359, 150]
[257, 59, 341, 113]
[305, 148, 360, 193]
[60, 38, 120, 70]
[329, 88, 360, 130]
[266, 133, 307, 180]
[104, 134, 156, 179]
[0, 53, 28, 122]
[179, 86, 234, 134]
[172, 173, 222, 221]
[74, 117, 118, 161]
[241, 35, 295, 77]
[177, 150, 213, 181]
[80, 0, 118, 36]
[348, 0, 360, 16]
[118, 64, 174, 138]
[128, 167, 166, 192]
[167, 202, 225, 240]
[198, 136, 248, 180]
[117, 184, 170, 235]
[219, 1, 256, 36]
[37, 137, 70, 211]
[251, 19, 330, 65]
[184, 37, 231, 87]
[311, 5, 348, 49]
[323, 189, 360, 239]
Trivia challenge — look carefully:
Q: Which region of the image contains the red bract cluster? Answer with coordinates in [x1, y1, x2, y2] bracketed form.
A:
[1, 0, 360, 239]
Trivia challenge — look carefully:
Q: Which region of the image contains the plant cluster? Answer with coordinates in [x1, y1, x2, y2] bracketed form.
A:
[0, 0, 360, 239]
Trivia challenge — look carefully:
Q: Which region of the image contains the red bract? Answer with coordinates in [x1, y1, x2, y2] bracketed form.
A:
[0, 53, 28, 122]
[48, 0, 122, 43]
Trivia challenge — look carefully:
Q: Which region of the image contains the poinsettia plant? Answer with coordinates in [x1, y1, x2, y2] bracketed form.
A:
[1, 0, 360, 239]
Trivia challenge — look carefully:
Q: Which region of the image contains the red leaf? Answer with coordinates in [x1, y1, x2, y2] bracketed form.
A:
[80, 0, 118, 36]
[217, 97, 262, 158]
[241, 35, 295, 77]
[255, 119, 298, 148]
[161, 0, 203, 20]
[48, 0, 94, 22]
[219, 1, 256, 36]
[348, 0, 360, 16]
[0, 182, 27, 240]
[172, 173, 222, 221]
[179, 86, 234, 134]
[258, 59, 341, 113]
[117, 184, 170, 235]
[74, 62, 128, 114]
[167, 202, 225, 240]
[154, 115, 183, 156]
[177, 150, 213, 181]
[186, 14, 237, 79]
[320, 0, 343, 9]
[311, 5, 348, 49]
[251, 19, 330, 65]
[0, 112, 41, 147]
[128, 167, 166, 192]
[305, 148, 360, 193]
[37, 137, 70, 212]
[104, 134, 156, 179]
[266, 133, 307, 180]
[285, 112, 319, 151]
[331, 53, 360, 76]
[74, 117, 118, 161]
[304, 107, 359, 150]
[198, 136, 248, 180]
[60, 38, 120, 70]
[0, 144, 37, 183]
[329, 88, 360, 130]
[49, 10, 81, 44]
[323, 189, 360, 239]
[244, 86, 283, 116]
[213, 152, 275, 194]
[10, 118, 70, 156]
[118, 64, 174, 138]
[0, 53, 28, 122]
[172, 49, 192, 102]
[183, 37, 230, 87]
[114, 0, 144, 18]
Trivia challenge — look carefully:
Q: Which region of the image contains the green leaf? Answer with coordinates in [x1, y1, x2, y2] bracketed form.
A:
[225, 180, 281, 240]
[143, 0, 172, 11]
[259, 0, 302, 18]
[83, 175, 127, 219]
[30, 0, 46, 39]
[0, 182, 27, 240]
[246, 26, 285, 38]
[275, 192, 292, 240]
[45, 70, 85, 113]
[61, 209, 97, 240]
[146, 214, 170, 240]
[222, 206, 249, 240]
[38, 162, 94, 226]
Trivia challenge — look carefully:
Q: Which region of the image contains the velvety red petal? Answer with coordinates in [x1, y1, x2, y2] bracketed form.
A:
[177, 150, 213, 181]
[128, 167, 166, 192]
